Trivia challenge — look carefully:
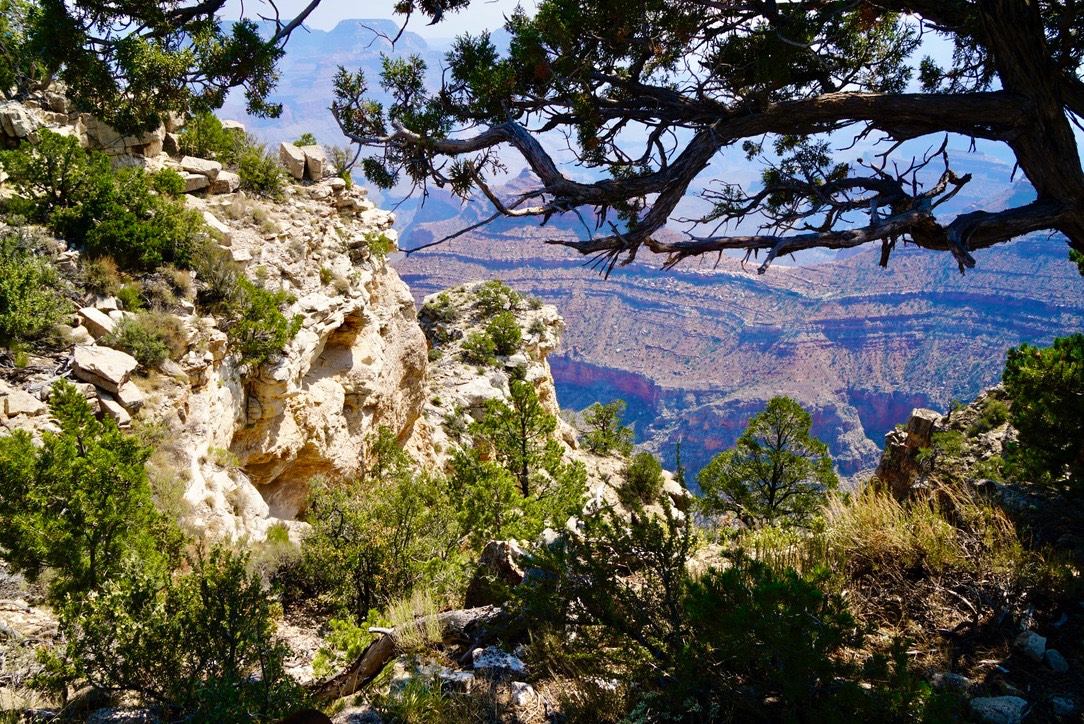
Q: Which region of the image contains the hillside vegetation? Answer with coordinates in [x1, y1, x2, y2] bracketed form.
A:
[0, 95, 1081, 724]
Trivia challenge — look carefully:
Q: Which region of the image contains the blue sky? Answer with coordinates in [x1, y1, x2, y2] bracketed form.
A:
[222, 0, 532, 39]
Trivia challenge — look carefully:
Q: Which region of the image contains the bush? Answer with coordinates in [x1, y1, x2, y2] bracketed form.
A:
[116, 282, 143, 311]
[42, 547, 305, 722]
[421, 292, 457, 323]
[581, 399, 634, 455]
[178, 112, 241, 164]
[294, 429, 462, 620]
[967, 396, 1010, 436]
[366, 231, 396, 261]
[294, 132, 318, 146]
[0, 130, 210, 271]
[486, 311, 521, 356]
[1003, 334, 1084, 491]
[103, 312, 187, 369]
[226, 278, 302, 368]
[0, 228, 68, 346]
[620, 451, 665, 507]
[473, 279, 521, 315]
[461, 330, 496, 365]
[238, 138, 285, 199]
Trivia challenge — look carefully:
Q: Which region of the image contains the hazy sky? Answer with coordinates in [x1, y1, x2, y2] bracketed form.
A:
[223, 0, 534, 38]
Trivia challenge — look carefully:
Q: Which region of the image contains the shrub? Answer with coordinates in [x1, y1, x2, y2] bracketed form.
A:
[294, 132, 318, 146]
[0, 228, 68, 346]
[581, 399, 634, 455]
[473, 279, 521, 315]
[967, 396, 1010, 436]
[294, 429, 462, 620]
[366, 231, 396, 260]
[193, 244, 243, 313]
[103, 312, 185, 369]
[1003, 334, 1084, 491]
[225, 277, 302, 368]
[41, 547, 305, 722]
[2, 131, 209, 271]
[150, 167, 185, 196]
[116, 282, 143, 311]
[620, 451, 665, 507]
[461, 330, 496, 365]
[79, 255, 123, 296]
[486, 311, 521, 356]
[178, 112, 241, 164]
[237, 138, 285, 199]
[420, 292, 457, 323]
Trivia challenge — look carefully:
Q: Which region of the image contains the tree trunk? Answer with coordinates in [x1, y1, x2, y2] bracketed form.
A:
[307, 605, 504, 704]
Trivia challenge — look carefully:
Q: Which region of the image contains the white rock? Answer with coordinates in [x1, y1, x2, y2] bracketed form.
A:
[471, 646, 525, 675]
[1014, 630, 1046, 662]
[97, 392, 131, 426]
[278, 142, 306, 179]
[77, 307, 116, 340]
[511, 681, 536, 707]
[115, 380, 145, 412]
[202, 210, 231, 238]
[211, 170, 240, 194]
[181, 172, 209, 193]
[4, 388, 46, 417]
[328, 177, 347, 193]
[220, 119, 245, 133]
[95, 296, 120, 312]
[72, 345, 138, 394]
[969, 696, 1028, 724]
[300, 144, 327, 180]
[180, 155, 222, 180]
[65, 325, 95, 345]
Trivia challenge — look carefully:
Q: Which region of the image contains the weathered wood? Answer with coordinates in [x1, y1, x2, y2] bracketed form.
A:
[307, 605, 503, 703]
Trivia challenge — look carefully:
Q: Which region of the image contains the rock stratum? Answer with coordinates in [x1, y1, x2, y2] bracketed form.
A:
[394, 178, 1084, 481]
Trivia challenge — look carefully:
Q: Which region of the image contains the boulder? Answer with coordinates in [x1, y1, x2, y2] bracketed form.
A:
[97, 392, 132, 426]
[95, 296, 120, 312]
[471, 646, 525, 676]
[220, 119, 246, 133]
[1051, 696, 1076, 717]
[1013, 630, 1046, 663]
[279, 142, 306, 179]
[1044, 648, 1069, 674]
[0, 101, 41, 139]
[4, 388, 46, 417]
[180, 156, 222, 180]
[968, 696, 1028, 724]
[202, 210, 231, 238]
[72, 345, 138, 394]
[181, 172, 209, 193]
[211, 170, 241, 194]
[463, 540, 527, 608]
[115, 380, 144, 413]
[77, 307, 116, 340]
[511, 681, 536, 708]
[874, 407, 943, 498]
[300, 144, 327, 180]
[328, 177, 347, 193]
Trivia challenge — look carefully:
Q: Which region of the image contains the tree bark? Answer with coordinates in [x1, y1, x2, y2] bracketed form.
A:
[307, 605, 504, 704]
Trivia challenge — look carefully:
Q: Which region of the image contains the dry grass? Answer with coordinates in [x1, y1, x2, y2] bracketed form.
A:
[387, 588, 443, 653]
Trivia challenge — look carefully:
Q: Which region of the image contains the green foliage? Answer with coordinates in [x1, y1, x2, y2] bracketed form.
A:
[103, 312, 186, 369]
[698, 396, 838, 527]
[0, 130, 209, 271]
[620, 451, 665, 507]
[485, 311, 522, 356]
[294, 132, 318, 146]
[79, 255, 122, 296]
[41, 547, 305, 722]
[296, 428, 462, 620]
[1003, 334, 1084, 492]
[226, 277, 302, 368]
[116, 282, 144, 312]
[179, 112, 242, 164]
[470, 378, 557, 496]
[1072, 248, 1084, 276]
[366, 231, 397, 260]
[311, 611, 387, 678]
[461, 330, 496, 365]
[238, 138, 286, 199]
[0, 0, 45, 95]
[420, 292, 457, 323]
[0, 380, 176, 603]
[472, 279, 521, 315]
[0, 227, 68, 347]
[967, 396, 1010, 436]
[150, 167, 186, 196]
[581, 399, 634, 455]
